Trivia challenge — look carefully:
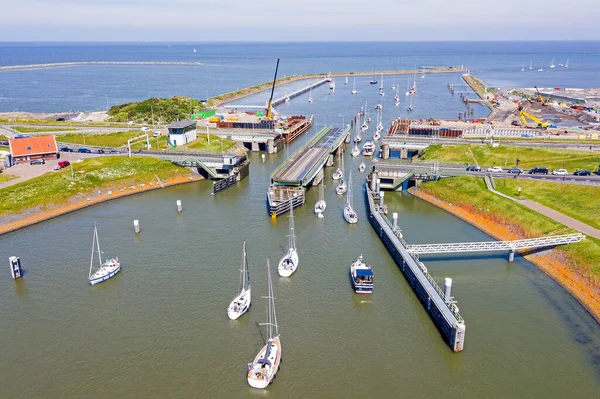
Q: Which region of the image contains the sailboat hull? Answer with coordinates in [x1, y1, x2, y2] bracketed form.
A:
[344, 205, 358, 224]
[278, 249, 298, 277]
[227, 287, 251, 320]
[89, 264, 121, 285]
[314, 200, 326, 214]
[247, 336, 282, 388]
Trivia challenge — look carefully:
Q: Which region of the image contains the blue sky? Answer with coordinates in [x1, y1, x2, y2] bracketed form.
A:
[0, 0, 598, 41]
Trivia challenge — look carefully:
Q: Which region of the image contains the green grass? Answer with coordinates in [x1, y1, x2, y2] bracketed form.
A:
[0, 157, 189, 215]
[57, 131, 146, 148]
[108, 96, 206, 123]
[419, 144, 600, 171]
[0, 146, 9, 151]
[0, 173, 18, 184]
[0, 119, 126, 127]
[0, 135, 8, 140]
[183, 134, 236, 153]
[495, 179, 600, 230]
[419, 176, 600, 283]
[13, 126, 77, 133]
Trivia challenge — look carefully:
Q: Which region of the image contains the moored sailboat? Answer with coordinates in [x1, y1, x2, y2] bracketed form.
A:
[343, 171, 358, 224]
[314, 180, 326, 217]
[247, 259, 282, 389]
[351, 77, 358, 95]
[227, 241, 251, 320]
[88, 224, 121, 286]
[278, 203, 298, 277]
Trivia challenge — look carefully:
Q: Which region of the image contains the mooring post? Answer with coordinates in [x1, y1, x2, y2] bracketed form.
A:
[392, 212, 398, 230]
[176, 200, 182, 213]
[375, 178, 381, 193]
[444, 278, 452, 302]
[379, 191, 385, 207]
[133, 219, 140, 234]
[370, 172, 378, 192]
[9, 256, 22, 280]
[261, 154, 266, 163]
[508, 249, 515, 262]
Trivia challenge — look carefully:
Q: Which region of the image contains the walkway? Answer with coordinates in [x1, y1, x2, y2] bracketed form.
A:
[484, 175, 600, 240]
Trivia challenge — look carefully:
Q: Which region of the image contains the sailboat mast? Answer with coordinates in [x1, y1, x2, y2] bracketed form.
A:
[288, 203, 296, 250]
[239, 241, 246, 293]
[89, 226, 97, 279]
[95, 225, 102, 267]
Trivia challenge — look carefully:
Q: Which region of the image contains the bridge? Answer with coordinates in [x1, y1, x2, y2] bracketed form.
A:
[406, 234, 585, 256]
[267, 125, 350, 216]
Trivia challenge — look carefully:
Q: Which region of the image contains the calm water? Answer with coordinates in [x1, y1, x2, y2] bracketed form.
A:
[1, 41, 600, 112]
[1, 42, 600, 397]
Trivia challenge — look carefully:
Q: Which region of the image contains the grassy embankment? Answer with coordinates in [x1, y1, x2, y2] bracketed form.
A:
[0, 157, 189, 216]
[57, 131, 146, 148]
[0, 119, 127, 127]
[0, 173, 18, 184]
[13, 126, 77, 133]
[108, 96, 206, 123]
[418, 176, 600, 284]
[185, 134, 236, 153]
[419, 144, 600, 171]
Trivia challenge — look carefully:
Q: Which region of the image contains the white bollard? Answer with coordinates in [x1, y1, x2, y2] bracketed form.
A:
[370, 172, 378, 192]
[261, 154, 266, 163]
[375, 178, 381, 193]
[176, 200, 182, 213]
[392, 212, 398, 230]
[9, 256, 22, 279]
[133, 219, 140, 234]
[444, 278, 452, 301]
[379, 191, 385, 207]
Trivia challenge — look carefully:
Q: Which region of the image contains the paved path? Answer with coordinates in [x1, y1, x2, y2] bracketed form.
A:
[484, 175, 600, 239]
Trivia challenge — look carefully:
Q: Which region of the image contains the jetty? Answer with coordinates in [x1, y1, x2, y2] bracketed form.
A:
[0, 61, 204, 72]
[267, 125, 350, 216]
[224, 79, 328, 109]
[364, 180, 466, 352]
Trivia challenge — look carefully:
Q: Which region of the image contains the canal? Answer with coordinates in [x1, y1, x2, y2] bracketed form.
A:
[1, 76, 599, 398]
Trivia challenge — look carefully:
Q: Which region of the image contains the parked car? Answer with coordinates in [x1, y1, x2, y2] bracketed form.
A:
[14, 135, 31, 139]
[127, 121, 136, 125]
[574, 169, 591, 176]
[507, 168, 523, 174]
[487, 166, 503, 173]
[58, 160, 70, 168]
[109, 149, 121, 154]
[153, 131, 162, 137]
[60, 146, 74, 152]
[511, 120, 520, 126]
[466, 165, 481, 172]
[97, 149, 105, 154]
[552, 169, 568, 175]
[78, 148, 91, 153]
[529, 167, 549, 175]
[141, 127, 151, 132]
[30, 159, 45, 165]
[55, 117, 65, 122]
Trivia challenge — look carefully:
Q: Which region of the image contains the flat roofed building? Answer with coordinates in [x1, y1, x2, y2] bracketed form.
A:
[9, 135, 58, 163]
[167, 119, 197, 147]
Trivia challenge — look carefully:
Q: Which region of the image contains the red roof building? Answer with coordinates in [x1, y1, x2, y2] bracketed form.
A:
[9, 135, 59, 162]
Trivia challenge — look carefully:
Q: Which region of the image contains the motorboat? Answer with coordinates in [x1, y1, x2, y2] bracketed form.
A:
[362, 140, 375, 156]
[350, 255, 373, 294]
[358, 162, 366, 172]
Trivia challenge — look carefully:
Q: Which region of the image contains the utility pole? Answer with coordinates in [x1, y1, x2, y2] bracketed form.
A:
[206, 124, 210, 145]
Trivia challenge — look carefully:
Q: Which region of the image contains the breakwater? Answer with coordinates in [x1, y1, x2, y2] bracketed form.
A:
[0, 61, 204, 72]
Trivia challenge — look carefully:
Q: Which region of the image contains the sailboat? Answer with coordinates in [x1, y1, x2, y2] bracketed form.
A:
[550, 57, 556, 68]
[538, 63, 544, 72]
[394, 86, 400, 106]
[336, 151, 348, 195]
[247, 259, 282, 389]
[391, 78, 396, 91]
[358, 162, 366, 172]
[284, 90, 290, 102]
[407, 94, 413, 112]
[193, 48, 196, 53]
[88, 224, 121, 285]
[529, 60, 533, 70]
[379, 74, 385, 96]
[521, 64, 525, 72]
[278, 202, 298, 277]
[564, 59, 570, 69]
[409, 68, 417, 94]
[405, 79, 410, 96]
[314, 180, 326, 217]
[370, 68, 377, 84]
[374, 106, 383, 139]
[332, 149, 343, 180]
[343, 171, 358, 224]
[344, 76, 349, 86]
[351, 123, 360, 156]
[351, 77, 358, 95]
[308, 88, 313, 103]
[227, 241, 251, 320]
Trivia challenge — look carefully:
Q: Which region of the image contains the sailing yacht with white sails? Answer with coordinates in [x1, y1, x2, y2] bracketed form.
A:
[247, 259, 282, 389]
[550, 57, 556, 69]
[88, 224, 121, 286]
[278, 203, 298, 277]
[336, 152, 347, 195]
[343, 171, 358, 224]
[332, 149, 343, 180]
[351, 77, 358, 95]
[227, 242, 251, 320]
[314, 180, 326, 217]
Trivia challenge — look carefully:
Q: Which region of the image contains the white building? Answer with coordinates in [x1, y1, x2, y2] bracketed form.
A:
[167, 119, 198, 147]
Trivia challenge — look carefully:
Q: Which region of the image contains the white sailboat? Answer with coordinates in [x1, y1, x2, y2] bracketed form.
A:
[227, 241, 251, 320]
[407, 94, 413, 112]
[193, 48, 196, 53]
[376, 106, 383, 135]
[520, 64, 525, 72]
[538, 63, 543, 72]
[564, 59, 569, 69]
[391, 78, 396, 91]
[278, 202, 298, 277]
[550, 57, 556, 68]
[344, 76, 349, 86]
[308, 88, 313, 103]
[247, 259, 281, 389]
[343, 171, 358, 224]
[332, 149, 343, 180]
[405, 79, 410, 96]
[358, 162, 366, 172]
[88, 224, 121, 286]
[529, 60, 533, 70]
[314, 180, 326, 217]
[336, 152, 347, 195]
[379, 74, 383, 91]
[352, 124, 360, 156]
[409, 69, 417, 94]
[351, 77, 358, 95]
[394, 85, 400, 106]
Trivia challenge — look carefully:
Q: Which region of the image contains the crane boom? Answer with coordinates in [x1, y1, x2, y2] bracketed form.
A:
[265, 58, 280, 120]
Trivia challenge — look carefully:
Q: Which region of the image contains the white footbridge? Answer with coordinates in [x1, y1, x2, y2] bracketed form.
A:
[406, 233, 585, 261]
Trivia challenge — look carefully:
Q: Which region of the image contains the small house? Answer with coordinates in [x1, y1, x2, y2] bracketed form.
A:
[9, 135, 58, 163]
[167, 119, 197, 147]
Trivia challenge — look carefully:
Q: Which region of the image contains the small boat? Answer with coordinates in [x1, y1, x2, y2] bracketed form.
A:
[564, 59, 569, 69]
[550, 57, 555, 69]
[345, 76, 349, 85]
[379, 74, 383, 91]
[360, 123, 368, 132]
[520, 64, 525, 72]
[351, 143, 360, 157]
[350, 255, 373, 294]
[351, 77, 358, 95]
[330, 80, 336, 91]
[375, 106, 383, 136]
[247, 259, 281, 389]
[407, 95, 413, 112]
[358, 162, 366, 172]
[332, 149, 343, 180]
[391, 79, 396, 91]
[343, 172, 358, 224]
[528, 60, 533, 70]
[336, 178, 348, 195]
[278, 203, 298, 277]
[405, 79, 410, 96]
[285, 97, 290, 102]
[362, 140, 375, 156]
[308, 88, 313, 103]
[409, 68, 417, 94]
[373, 130, 381, 141]
[227, 242, 251, 320]
[193, 48, 196, 53]
[375, 104, 382, 110]
[380, 90, 385, 96]
[369, 68, 377, 84]
[314, 180, 326, 217]
[88, 224, 121, 286]
[420, 74, 425, 79]
[538, 63, 543, 72]
[354, 134, 362, 143]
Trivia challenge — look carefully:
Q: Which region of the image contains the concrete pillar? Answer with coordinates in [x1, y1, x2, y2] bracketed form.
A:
[176, 200, 182, 213]
[382, 144, 390, 159]
[251, 141, 260, 152]
[392, 212, 398, 230]
[261, 154, 266, 163]
[375, 178, 380, 193]
[9, 256, 22, 280]
[400, 147, 408, 159]
[508, 250, 515, 262]
[267, 139, 275, 154]
[314, 168, 324, 185]
[379, 191, 385, 207]
[133, 220, 140, 234]
[444, 278, 452, 301]
[326, 154, 334, 167]
[370, 172, 378, 192]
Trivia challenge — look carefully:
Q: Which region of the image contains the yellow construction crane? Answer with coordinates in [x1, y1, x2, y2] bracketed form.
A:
[265, 58, 280, 120]
[520, 111, 549, 128]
